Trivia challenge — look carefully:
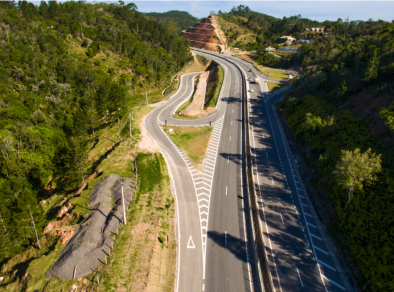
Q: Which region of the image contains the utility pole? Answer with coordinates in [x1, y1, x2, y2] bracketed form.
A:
[29, 210, 41, 249]
[145, 86, 148, 105]
[121, 182, 126, 224]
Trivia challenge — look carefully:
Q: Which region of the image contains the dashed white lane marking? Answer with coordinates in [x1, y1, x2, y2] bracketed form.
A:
[227, 157, 229, 163]
[229, 136, 231, 141]
[280, 212, 284, 224]
[271, 177, 274, 185]
[296, 267, 304, 287]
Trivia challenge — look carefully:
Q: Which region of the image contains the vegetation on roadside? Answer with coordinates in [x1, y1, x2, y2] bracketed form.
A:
[267, 82, 285, 91]
[205, 65, 224, 108]
[180, 55, 211, 75]
[0, 0, 190, 265]
[278, 21, 394, 287]
[261, 70, 289, 80]
[163, 126, 212, 168]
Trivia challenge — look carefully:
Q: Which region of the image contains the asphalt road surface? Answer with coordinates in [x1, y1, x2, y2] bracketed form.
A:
[145, 52, 260, 292]
[225, 52, 353, 292]
[146, 47, 352, 292]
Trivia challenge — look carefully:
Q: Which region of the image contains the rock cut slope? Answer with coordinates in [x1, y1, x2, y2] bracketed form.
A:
[182, 15, 226, 53]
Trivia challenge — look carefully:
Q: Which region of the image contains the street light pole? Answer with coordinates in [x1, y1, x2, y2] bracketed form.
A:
[121, 182, 126, 224]
[145, 86, 148, 105]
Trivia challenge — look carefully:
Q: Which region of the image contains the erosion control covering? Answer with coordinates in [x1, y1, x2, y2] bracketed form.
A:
[47, 174, 135, 280]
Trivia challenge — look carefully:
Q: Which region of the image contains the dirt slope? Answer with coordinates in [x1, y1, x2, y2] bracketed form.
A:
[181, 15, 226, 53]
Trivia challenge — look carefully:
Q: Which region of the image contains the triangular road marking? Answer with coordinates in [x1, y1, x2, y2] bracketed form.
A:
[187, 235, 195, 248]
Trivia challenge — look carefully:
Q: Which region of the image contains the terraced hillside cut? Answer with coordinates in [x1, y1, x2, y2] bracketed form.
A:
[182, 15, 226, 53]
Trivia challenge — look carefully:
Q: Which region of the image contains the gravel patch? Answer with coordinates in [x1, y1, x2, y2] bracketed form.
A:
[46, 175, 135, 280]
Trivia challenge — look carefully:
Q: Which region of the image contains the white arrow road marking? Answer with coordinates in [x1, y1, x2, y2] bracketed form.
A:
[187, 235, 195, 248]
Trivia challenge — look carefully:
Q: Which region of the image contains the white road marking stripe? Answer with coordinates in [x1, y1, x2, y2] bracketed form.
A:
[321, 274, 346, 291]
[318, 259, 336, 271]
[296, 268, 304, 287]
[301, 203, 309, 208]
[314, 245, 329, 255]
[198, 198, 209, 203]
[271, 177, 274, 185]
[307, 222, 318, 229]
[196, 187, 211, 191]
[304, 212, 313, 217]
[280, 212, 284, 224]
[204, 165, 215, 170]
[195, 181, 211, 187]
[310, 233, 323, 241]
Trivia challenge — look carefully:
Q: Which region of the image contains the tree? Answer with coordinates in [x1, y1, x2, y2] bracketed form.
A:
[379, 101, 394, 131]
[333, 148, 381, 208]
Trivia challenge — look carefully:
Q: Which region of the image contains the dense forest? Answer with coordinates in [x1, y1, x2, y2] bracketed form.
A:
[0, 0, 190, 262]
[145, 10, 199, 34]
[275, 18, 394, 292]
[217, 5, 320, 50]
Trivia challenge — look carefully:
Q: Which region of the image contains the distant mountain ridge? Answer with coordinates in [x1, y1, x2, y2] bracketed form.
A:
[144, 10, 200, 34]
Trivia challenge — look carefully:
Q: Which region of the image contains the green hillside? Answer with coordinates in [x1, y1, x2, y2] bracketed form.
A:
[277, 20, 394, 292]
[216, 5, 321, 52]
[145, 10, 199, 34]
[0, 0, 190, 263]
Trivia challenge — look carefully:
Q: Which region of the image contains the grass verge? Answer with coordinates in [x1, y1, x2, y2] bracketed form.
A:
[267, 82, 285, 92]
[261, 70, 289, 81]
[205, 65, 224, 108]
[180, 55, 211, 75]
[163, 126, 213, 169]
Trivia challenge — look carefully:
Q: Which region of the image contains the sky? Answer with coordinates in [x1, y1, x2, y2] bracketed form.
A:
[133, 1, 394, 22]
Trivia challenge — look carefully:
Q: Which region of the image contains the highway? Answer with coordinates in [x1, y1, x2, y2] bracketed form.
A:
[145, 52, 260, 292]
[221, 52, 353, 292]
[146, 48, 352, 292]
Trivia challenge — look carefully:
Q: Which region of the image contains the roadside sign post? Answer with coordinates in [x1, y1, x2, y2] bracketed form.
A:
[121, 182, 126, 224]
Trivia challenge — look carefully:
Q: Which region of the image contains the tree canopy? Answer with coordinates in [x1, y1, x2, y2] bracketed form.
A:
[0, 0, 190, 261]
